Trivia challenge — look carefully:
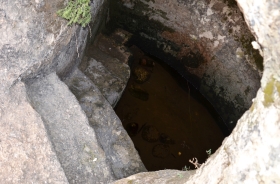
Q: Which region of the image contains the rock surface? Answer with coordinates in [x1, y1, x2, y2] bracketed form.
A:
[64, 68, 147, 179]
[112, 0, 280, 183]
[79, 57, 128, 107]
[114, 169, 195, 184]
[0, 0, 145, 183]
[26, 73, 115, 183]
[1, 0, 280, 183]
[0, 82, 68, 184]
[0, 0, 106, 182]
[109, 0, 262, 131]
[83, 33, 132, 107]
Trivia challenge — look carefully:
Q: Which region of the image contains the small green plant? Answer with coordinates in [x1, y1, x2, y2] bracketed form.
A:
[177, 173, 183, 178]
[57, 0, 91, 27]
[182, 165, 190, 171]
[206, 149, 212, 158]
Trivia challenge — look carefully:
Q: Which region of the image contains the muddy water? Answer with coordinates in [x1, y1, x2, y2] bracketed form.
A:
[115, 46, 225, 171]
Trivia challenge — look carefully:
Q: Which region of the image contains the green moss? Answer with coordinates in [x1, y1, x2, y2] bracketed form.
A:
[263, 77, 275, 107]
[127, 180, 134, 184]
[57, 0, 91, 27]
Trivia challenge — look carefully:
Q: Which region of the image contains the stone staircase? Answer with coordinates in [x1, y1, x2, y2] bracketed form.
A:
[81, 29, 132, 107]
[26, 30, 147, 183]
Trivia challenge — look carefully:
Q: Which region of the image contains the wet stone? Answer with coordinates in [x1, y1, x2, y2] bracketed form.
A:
[128, 84, 149, 101]
[133, 66, 151, 83]
[141, 125, 160, 143]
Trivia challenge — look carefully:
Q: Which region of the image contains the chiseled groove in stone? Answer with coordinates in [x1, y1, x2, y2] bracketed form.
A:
[26, 73, 114, 184]
[63, 68, 147, 179]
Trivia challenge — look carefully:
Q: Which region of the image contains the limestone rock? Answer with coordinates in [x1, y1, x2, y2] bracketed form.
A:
[83, 32, 131, 107]
[1, 0, 280, 183]
[0, 82, 68, 183]
[87, 46, 130, 83]
[26, 73, 115, 183]
[79, 57, 128, 107]
[64, 68, 147, 179]
[0, 0, 110, 182]
[113, 169, 195, 184]
[113, 0, 280, 183]
[89, 30, 132, 65]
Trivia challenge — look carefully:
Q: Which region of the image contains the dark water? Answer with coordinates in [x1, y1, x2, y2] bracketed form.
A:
[114, 45, 225, 171]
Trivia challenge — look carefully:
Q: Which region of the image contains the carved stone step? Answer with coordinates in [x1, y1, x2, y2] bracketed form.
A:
[79, 57, 127, 107]
[26, 73, 115, 184]
[63, 68, 147, 179]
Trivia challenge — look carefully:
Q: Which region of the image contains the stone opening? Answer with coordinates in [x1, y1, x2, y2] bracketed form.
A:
[114, 45, 227, 171]
[0, 0, 280, 184]
[1, 0, 279, 183]
[106, 0, 262, 131]
[99, 0, 263, 172]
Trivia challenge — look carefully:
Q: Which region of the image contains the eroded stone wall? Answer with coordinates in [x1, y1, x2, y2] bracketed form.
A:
[109, 0, 262, 131]
[113, 0, 280, 183]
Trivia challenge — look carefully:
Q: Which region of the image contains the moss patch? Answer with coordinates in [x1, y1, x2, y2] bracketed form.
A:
[262, 77, 280, 106]
[263, 77, 275, 107]
[127, 180, 134, 184]
[57, 0, 91, 27]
